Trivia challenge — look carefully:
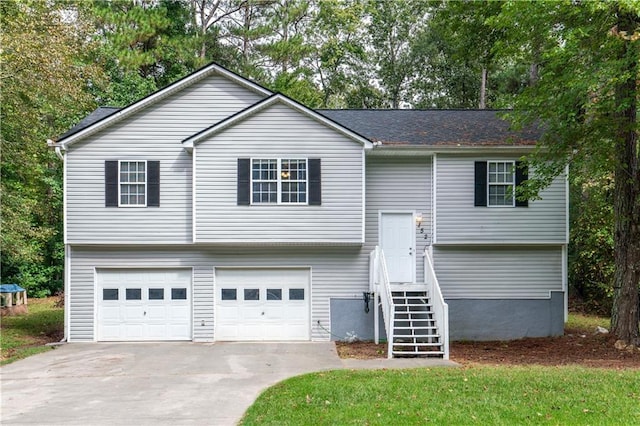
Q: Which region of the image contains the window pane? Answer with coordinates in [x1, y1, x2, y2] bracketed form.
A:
[103, 288, 118, 300]
[289, 288, 304, 300]
[221, 289, 237, 300]
[244, 288, 259, 300]
[267, 289, 282, 300]
[171, 288, 187, 300]
[126, 288, 142, 300]
[148, 288, 164, 300]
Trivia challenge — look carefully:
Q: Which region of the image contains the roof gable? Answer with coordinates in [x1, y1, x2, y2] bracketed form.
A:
[53, 62, 272, 148]
[182, 93, 373, 150]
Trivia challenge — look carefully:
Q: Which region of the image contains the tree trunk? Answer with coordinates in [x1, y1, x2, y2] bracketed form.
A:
[529, 63, 539, 86]
[479, 67, 487, 109]
[610, 8, 640, 347]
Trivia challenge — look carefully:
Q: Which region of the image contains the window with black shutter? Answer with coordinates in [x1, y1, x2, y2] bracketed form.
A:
[104, 160, 160, 207]
[474, 160, 528, 208]
[237, 158, 321, 205]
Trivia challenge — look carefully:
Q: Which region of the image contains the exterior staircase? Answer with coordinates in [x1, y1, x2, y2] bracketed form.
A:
[370, 246, 449, 359]
[391, 290, 445, 357]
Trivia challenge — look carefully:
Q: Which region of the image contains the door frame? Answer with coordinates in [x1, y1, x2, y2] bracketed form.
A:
[378, 210, 417, 283]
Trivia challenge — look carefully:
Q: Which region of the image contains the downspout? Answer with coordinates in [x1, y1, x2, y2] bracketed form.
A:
[47, 139, 68, 343]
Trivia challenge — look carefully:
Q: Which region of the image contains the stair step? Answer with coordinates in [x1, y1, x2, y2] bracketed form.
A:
[392, 342, 443, 347]
[393, 325, 438, 331]
[392, 351, 445, 357]
[394, 334, 441, 339]
[394, 303, 433, 307]
[394, 314, 434, 317]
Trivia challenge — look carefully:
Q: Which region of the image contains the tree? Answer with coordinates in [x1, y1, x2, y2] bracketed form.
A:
[87, 0, 198, 105]
[366, 0, 428, 108]
[495, 1, 640, 347]
[305, 0, 367, 108]
[1, 0, 104, 296]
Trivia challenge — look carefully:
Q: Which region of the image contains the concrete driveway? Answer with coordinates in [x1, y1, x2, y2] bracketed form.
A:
[1, 342, 456, 425]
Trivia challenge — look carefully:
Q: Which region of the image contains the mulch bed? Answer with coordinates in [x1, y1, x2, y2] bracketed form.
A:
[335, 328, 640, 369]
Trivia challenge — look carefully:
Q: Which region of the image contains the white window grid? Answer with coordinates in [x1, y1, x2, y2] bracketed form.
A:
[251, 158, 308, 204]
[488, 161, 515, 207]
[119, 160, 147, 207]
[280, 159, 307, 203]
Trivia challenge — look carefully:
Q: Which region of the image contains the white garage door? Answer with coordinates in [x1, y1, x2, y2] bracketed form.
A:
[97, 269, 192, 341]
[215, 268, 310, 341]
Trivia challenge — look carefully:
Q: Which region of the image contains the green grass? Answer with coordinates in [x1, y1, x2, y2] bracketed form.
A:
[1, 297, 64, 365]
[566, 312, 610, 332]
[242, 366, 640, 425]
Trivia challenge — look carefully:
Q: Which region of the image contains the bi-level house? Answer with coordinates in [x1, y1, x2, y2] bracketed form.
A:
[49, 63, 568, 358]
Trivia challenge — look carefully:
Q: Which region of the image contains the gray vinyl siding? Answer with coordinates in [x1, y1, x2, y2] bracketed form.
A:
[194, 103, 364, 243]
[433, 246, 563, 299]
[364, 157, 432, 283]
[68, 246, 369, 342]
[65, 75, 264, 244]
[435, 154, 567, 243]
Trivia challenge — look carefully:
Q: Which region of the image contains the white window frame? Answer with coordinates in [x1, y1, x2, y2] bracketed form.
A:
[250, 158, 308, 205]
[118, 160, 147, 207]
[487, 160, 515, 208]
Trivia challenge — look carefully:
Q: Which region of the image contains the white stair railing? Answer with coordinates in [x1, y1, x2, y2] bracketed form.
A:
[369, 246, 394, 359]
[424, 247, 449, 359]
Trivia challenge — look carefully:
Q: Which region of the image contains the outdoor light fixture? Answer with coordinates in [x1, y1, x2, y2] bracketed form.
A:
[415, 213, 423, 228]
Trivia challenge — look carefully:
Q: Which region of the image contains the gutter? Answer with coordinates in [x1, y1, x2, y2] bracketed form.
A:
[47, 139, 65, 161]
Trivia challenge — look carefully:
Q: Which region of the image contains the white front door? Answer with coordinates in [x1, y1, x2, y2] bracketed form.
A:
[380, 212, 415, 283]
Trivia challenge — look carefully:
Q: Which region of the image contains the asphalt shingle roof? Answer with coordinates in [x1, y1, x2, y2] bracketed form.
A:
[57, 107, 121, 140]
[58, 106, 540, 146]
[318, 109, 541, 146]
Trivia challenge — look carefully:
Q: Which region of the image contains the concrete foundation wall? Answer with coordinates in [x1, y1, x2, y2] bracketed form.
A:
[331, 292, 564, 342]
[330, 298, 385, 341]
[447, 291, 565, 341]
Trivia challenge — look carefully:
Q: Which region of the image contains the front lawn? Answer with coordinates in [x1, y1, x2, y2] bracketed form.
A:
[0, 297, 64, 365]
[241, 366, 640, 425]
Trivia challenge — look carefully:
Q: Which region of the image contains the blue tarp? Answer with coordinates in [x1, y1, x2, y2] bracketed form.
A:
[0, 284, 26, 293]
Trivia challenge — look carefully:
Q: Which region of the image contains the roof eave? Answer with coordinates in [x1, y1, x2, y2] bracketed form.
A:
[368, 143, 537, 156]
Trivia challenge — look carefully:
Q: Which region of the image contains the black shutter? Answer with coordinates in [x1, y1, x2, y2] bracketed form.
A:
[147, 161, 160, 207]
[237, 158, 251, 205]
[308, 159, 321, 205]
[105, 161, 118, 207]
[474, 161, 487, 207]
[515, 161, 529, 207]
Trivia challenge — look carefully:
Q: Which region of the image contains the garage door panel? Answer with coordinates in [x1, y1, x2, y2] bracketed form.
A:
[215, 268, 310, 341]
[97, 269, 192, 341]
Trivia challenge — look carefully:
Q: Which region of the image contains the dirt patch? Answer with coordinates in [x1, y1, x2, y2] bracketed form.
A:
[336, 329, 640, 369]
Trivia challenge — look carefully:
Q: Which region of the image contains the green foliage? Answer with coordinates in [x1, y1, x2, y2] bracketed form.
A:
[0, 0, 103, 297]
[492, 1, 640, 341]
[569, 173, 615, 315]
[1, 297, 64, 365]
[242, 367, 640, 425]
[566, 312, 610, 332]
[367, 0, 428, 108]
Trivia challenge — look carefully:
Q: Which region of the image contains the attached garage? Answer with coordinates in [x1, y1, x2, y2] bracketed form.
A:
[215, 268, 310, 341]
[97, 269, 192, 341]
